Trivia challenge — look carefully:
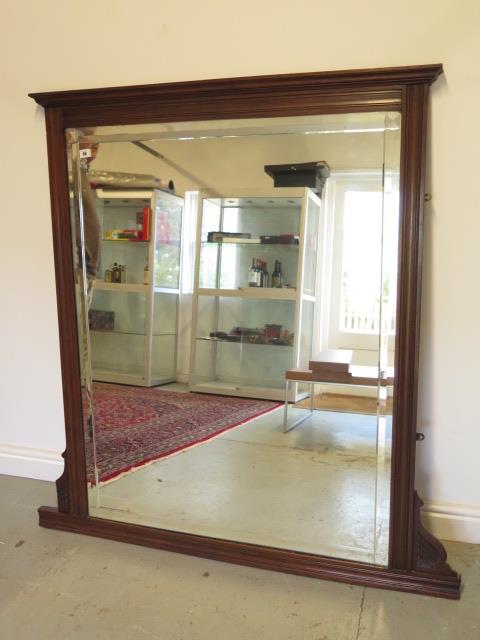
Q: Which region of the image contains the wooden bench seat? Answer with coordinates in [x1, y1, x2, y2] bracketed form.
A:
[286, 365, 394, 387]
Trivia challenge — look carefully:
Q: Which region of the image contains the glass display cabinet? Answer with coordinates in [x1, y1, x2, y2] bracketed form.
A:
[90, 188, 183, 386]
[189, 188, 321, 400]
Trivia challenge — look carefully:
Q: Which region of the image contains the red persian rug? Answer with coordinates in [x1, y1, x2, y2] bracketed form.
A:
[85, 383, 281, 484]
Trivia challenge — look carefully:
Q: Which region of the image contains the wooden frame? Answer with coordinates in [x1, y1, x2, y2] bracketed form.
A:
[30, 65, 461, 599]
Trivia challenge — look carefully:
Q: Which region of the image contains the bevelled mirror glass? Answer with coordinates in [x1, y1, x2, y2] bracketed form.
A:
[67, 111, 400, 566]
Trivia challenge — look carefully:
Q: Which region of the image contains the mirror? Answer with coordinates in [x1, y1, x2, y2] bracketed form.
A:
[31, 65, 462, 598]
[67, 111, 400, 565]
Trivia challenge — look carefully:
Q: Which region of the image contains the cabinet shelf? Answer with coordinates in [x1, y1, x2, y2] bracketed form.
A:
[201, 241, 299, 247]
[92, 367, 175, 387]
[94, 281, 148, 293]
[91, 330, 176, 337]
[189, 380, 304, 402]
[198, 336, 293, 348]
[102, 239, 150, 244]
[94, 282, 180, 295]
[197, 287, 297, 300]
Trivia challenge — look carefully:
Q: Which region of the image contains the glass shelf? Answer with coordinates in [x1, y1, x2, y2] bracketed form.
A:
[93, 365, 145, 376]
[201, 241, 299, 247]
[102, 239, 149, 244]
[197, 287, 297, 300]
[91, 329, 176, 337]
[94, 281, 148, 291]
[198, 336, 294, 347]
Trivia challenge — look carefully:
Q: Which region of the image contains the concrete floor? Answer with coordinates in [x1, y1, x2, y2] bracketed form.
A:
[1, 475, 479, 640]
[89, 398, 391, 565]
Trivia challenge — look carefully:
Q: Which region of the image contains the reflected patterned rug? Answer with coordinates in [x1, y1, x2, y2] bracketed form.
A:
[85, 383, 281, 485]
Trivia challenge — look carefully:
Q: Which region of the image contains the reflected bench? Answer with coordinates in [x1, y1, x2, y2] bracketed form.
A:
[284, 349, 394, 432]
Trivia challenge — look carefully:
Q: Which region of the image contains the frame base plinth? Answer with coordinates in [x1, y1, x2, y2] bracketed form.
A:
[413, 492, 460, 578]
[55, 451, 69, 513]
[38, 506, 460, 599]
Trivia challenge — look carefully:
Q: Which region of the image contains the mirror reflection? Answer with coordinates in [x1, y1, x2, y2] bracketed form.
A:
[67, 111, 400, 565]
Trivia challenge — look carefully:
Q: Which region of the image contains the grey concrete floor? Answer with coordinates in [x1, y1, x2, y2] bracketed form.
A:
[0, 475, 479, 640]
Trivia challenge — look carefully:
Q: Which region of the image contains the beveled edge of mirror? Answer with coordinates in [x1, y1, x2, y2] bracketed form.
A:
[30, 64, 461, 599]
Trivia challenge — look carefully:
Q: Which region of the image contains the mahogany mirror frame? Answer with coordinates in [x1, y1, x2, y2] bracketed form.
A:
[29, 64, 461, 599]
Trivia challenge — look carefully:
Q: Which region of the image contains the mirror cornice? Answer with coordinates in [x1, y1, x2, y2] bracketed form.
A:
[29, 65, 442, 128]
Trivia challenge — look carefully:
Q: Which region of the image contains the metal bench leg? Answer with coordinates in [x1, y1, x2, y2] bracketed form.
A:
[284, 380, 314, 433]
[283, 379, 290, 433]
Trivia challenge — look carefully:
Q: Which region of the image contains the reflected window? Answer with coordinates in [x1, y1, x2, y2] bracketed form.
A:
[340, 190, 384, 335]
[325, 173, 399, 354]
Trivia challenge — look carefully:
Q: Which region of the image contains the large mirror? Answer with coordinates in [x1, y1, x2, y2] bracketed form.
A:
[31, 66, 461, 598]
[67, 111, 400, 565]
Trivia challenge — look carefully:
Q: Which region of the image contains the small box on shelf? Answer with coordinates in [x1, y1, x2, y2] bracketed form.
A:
[89, 309, 115, 332]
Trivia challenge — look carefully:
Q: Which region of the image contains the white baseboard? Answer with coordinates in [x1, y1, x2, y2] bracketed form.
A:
[0, 443, 64, 481]
[422, 501, 480, 544]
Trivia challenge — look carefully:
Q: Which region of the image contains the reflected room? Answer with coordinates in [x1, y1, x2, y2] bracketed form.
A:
[68, 111, 400, 566]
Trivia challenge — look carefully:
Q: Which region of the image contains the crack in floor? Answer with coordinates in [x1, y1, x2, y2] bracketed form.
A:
[355, 587, 366, 640]
[220, 436, 377, 459]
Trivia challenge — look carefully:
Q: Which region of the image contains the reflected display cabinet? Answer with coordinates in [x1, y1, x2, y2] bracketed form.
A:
[189, 189, 321, 401]
[90, 188, 183, 386]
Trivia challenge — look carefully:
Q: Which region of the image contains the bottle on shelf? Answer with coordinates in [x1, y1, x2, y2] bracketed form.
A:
[257, 259, 262, 287]
[260, 260, 269, 287]
[248, 258, 272, 287]
[271, 260, 283, 288]
[248, 258, 257, 287]
[143, 262, 150, 285]
[257, 259, 264, 287]
[255, 259, 261, 287]
[120, 265, 126, 283]
[112, 262, 120, 283]
[104, 267, 112, 283]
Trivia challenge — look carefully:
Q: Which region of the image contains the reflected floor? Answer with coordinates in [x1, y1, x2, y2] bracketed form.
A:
[88, 384, 391, 565]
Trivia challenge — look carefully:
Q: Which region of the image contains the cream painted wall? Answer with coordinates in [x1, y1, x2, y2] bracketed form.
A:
[1, 1, 479, 539]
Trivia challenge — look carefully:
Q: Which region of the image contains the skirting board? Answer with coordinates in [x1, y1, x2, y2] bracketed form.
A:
[422, 502, 480, 544]
[0, 443, 63, 481]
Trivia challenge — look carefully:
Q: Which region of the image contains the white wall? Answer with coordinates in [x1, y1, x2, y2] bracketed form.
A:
[1, 0, 479, 541]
